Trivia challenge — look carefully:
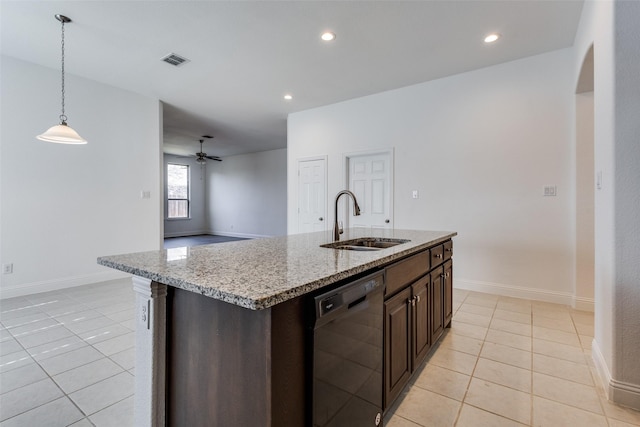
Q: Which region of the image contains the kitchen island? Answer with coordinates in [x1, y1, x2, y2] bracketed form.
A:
[98, 228, 456, 426]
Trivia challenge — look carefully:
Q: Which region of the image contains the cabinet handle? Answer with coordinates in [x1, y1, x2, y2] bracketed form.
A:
[445, 248, 453, 252]
[415, 295, 421, 303]
[434, 254, 443, 259]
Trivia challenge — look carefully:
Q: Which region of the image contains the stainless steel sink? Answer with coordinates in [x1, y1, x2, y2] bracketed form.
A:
[320, 237, 410, 251]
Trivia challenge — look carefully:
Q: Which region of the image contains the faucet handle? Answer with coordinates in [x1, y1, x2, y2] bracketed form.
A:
[338, 221, 344, 235]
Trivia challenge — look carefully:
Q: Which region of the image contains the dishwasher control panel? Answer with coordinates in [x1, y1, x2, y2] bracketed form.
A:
[315, 271, 384, 319]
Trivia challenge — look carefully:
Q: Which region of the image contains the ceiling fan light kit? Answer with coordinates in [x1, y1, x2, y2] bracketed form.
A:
[195, 138, 222, 162]
[37, 14, 87, 144]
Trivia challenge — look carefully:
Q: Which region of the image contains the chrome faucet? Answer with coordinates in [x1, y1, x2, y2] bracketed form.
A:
[333, 190, 361, 241]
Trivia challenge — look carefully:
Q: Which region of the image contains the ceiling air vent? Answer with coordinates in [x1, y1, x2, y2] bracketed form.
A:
[161, 53, 190, 67]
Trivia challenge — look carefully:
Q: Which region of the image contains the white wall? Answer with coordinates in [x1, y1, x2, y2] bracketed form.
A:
[612, 1, 640, 403]
[574, 0, 616, 394]
[163, 154, 208, 237]
[575, 91, 595, 308]
[0, 56, 162, 298]
[288, 48, 576, 305]
[207, 149, 287, 238]
[573, 0, 640, 410]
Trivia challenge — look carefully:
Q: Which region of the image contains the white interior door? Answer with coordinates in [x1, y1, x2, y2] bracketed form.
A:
[347, 151, 393, 230]
[297, 158, 327, 233]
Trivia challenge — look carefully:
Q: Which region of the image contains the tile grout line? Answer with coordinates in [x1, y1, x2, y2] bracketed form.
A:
[0, 287, 136, 426]
[530, 301, 534, 427]
[453, 291, 494, 426]
[454, 293, 535, 426]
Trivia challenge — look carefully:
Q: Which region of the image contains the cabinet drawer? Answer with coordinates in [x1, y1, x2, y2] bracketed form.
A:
[443, 240, 453, 261]
[431, 245, 445, 268]
[386, 251, 430, 296]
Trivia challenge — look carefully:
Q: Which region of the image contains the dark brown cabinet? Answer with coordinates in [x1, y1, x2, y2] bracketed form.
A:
[430, 266, 444, 342]
[383, 274, 432, 409]
[383, 239, 454, 412]
[444, 259, 453, 327]
[384, 287, 412, 407]
[411, 274, 432, 368]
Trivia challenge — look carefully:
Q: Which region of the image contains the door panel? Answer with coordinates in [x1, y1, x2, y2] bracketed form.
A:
[412, 275, 431, 368]
[297, 159, 326, 233]
[444, 260, 453, 327]
[384, 287, 411, 408]
[347, 152, 392, 230]
[431, 267, 444, 342]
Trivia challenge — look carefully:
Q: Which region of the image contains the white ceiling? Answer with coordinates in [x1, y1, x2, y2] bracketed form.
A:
[1, 1, 584, 158]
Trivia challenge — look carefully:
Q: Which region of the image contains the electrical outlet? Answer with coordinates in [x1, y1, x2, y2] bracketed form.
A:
[140, 300, 150, 329]
[412, 190, 419, 199]
[140, 190, 151, 199]
[3, 263, 13, 274]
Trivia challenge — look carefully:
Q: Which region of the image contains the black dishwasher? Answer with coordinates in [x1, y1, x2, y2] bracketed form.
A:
[311, 270, 385, 427]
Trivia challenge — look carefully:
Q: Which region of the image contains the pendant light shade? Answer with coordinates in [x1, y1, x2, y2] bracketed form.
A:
[37, 14, 87, 145]
[37, 123, 87, 144]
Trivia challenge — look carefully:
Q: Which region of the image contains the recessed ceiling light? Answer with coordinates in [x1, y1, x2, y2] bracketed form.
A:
[321, 32, 336, 42]
[484, 33, 500, 43]
[284, 94, 293, 101]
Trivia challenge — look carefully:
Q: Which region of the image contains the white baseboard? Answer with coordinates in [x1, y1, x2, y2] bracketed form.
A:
[455, 278, 594, 311]
[209, 230, 271, 239]
[592, 339, 612, 397]
[0, 270, 131, 299]
[163, 230, 209, 238]
[164, 230, 269, 239]
[573, 296, 595, 312]
[610, 379, 640, 410]
[592, 339, 640, 410]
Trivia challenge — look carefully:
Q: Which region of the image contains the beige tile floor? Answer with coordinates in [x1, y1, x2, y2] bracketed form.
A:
[0, 280, 135, 426]
[1, 282, 639, 426]
[385, 289, 640, 427]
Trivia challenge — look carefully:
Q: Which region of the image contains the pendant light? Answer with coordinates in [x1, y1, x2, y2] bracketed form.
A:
[37, 14, 87, 144]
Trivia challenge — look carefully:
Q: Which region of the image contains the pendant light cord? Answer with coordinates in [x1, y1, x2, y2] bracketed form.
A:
[60, 18, 67, 124]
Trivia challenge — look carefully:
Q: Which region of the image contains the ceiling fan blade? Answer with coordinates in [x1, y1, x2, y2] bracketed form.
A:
[206, 156, 222, 162]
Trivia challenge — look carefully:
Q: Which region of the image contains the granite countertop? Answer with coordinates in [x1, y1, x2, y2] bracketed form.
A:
[97, 228, 456, 310]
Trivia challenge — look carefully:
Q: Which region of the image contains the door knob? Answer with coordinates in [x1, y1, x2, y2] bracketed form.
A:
[385, 219, 390, 223]
[319, 217, 323, 221]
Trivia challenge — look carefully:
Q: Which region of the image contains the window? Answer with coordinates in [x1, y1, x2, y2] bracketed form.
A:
[167, 163, 190, 219]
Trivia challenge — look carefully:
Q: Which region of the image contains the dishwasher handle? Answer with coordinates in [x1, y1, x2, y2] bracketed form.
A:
[314, 270, 384, 322]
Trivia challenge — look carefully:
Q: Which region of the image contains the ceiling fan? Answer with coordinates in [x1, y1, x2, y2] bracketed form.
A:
[194, 136, 222, 163]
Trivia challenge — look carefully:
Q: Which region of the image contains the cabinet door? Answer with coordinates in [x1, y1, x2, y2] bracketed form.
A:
[411, 275, 431, 369]
[430, 267, 444, 342]
[444, 260, 453, 328]
[384, 287, 412, 409]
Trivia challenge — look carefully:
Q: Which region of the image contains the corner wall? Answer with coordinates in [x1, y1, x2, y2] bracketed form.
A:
[288, 48, 576, 306]
[0, 56, 162, 298]
[207, 149, 287, 238]
[573, 0, 640, 410]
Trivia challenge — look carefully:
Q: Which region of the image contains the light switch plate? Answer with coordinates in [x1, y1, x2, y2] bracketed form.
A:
[543, 185, 557, 196]
[141, 300, 150, 329]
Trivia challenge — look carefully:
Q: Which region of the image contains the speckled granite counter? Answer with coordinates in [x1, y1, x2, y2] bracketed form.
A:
[97, 228, 456, 310]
